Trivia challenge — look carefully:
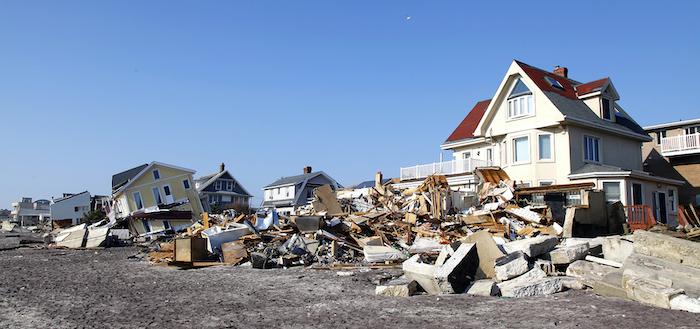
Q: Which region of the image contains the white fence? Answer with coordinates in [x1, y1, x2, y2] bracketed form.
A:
[400, 158, 489, 181]
[661, 133, 700, 154]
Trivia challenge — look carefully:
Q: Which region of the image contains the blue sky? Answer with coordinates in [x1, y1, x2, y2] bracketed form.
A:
[1, 1, 699, 209]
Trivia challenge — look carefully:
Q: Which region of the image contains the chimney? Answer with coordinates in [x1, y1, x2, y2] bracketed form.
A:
[375, 172, 383, 189]
[220, 163, 225, 172]
[553, 65, 568, 78]
[303, 166, 312, 174]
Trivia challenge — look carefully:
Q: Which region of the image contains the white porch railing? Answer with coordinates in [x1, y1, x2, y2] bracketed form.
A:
[661, 133, 700, 155]
[400, 158, 489, 181]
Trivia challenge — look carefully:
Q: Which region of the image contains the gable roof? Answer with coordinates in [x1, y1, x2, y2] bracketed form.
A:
[52, 191, 90, 204]
[445, 99, 490, 142]
[264, 171, 326, 189]
[111, 162, 196, 194]
[195, 170, 252, 197]
[470, 60, 649, 142]
[575, 78, 609, 96]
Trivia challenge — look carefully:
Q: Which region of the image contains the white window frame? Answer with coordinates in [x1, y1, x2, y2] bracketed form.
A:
[602, 181, 622, 204]
[583, 135, 601, 163]
[215, 181, 222, 190]
[182, 179, 191, 190]
[226, 181, 233, 191]
[507, 94, 534, 120]
[656, 131, 666, 145]
[512, 135, 530, 164]
[668, 188, 677, 213]
[152, 169, 161, 181]
[152, 187, 163, 205]
[537, 133, 554, 162]
[132, 191, 144, 210]
[463, 152, 471, 159]
[517, 181, 531, 188]
[486, 148, 493, 165]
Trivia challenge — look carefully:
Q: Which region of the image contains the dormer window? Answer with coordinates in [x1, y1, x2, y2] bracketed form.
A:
[601, 98, 612, 120]
[507, 79, 534, 119]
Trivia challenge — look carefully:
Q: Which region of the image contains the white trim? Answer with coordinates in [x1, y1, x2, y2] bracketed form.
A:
[440, 137, 488, 150]
[602, 180, 623, 204]
[511, 134, 531, 165]
[537, 133, 554, 162]
[152, 169, 161, 181]
[132, 191, 144, 210]
[162, 183, 174, 204]
[182, 178, 191, 190]
[123, 173, 192, 191]
[583, 134, 602, 163]
[538, 180, 555, 187]
[114, 161, 196, 195]
[568, 170, 685, 185]
[564, 116, 652, 142]
[668, 188, 677, 213]
[644, 118, 700, 131]
[152, 186, 163, 205]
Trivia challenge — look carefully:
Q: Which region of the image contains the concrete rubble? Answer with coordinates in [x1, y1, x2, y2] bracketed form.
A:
[7, 168, 700, 314]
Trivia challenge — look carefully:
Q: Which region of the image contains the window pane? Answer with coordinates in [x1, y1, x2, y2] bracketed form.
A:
[528, 95, 534, 114]
[514, 137, 529, 162]
[603, 182, 621, 203]
[539, 135, 551, 160]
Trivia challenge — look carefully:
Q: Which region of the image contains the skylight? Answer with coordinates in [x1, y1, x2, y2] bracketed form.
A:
[544, 76, 565, 90]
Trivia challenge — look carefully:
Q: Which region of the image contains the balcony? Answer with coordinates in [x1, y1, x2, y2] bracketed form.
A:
[400, 158, 489, 181]
[661, 133, 700, 156]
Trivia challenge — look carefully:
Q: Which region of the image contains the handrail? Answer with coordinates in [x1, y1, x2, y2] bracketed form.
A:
[400, 158, 489, 181]
[623, 205, 657, 231]
[661, 133, 700, 153]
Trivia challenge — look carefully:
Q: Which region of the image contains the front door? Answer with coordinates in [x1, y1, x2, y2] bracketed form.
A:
[162, 184, 175, 204]
[654, 192, 667, 224]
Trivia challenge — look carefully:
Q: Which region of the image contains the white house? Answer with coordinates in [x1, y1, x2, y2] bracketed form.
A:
[260, 166, 341, 215]
[50, 191, 91, 228]
[407, 60, 683, 224]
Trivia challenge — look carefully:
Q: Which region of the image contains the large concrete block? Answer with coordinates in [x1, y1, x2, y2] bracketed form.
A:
[622, 253, 700, 298]
[503, 236, 558, 258]
[593, 271, 627, 299]
[375, 278, 417, 297]
[494, 251, 529, 282]
[565, 260, 619, 287]
[465, 279, 499, 297]
[499, 277, 563, 298]
[547, 242, 589, 265]
[460, 230, 505, 279]
[497, 267, 547, 292]
[625, 277, 684, 309]
[633, 230, 700, 269]
[602, 235, 634, 263]
[402, 243, 478, 294]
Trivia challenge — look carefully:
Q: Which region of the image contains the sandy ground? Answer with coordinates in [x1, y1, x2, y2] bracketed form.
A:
[1, 235, 700, 328]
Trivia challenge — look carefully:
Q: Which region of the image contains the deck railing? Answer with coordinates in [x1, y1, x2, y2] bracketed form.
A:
[661, 133, 700, 154]
[623, 205, 657, 231]
[400, 158, 489, 181]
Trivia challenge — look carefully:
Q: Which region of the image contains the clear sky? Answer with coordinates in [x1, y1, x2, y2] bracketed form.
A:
[1, 1, 699, 209]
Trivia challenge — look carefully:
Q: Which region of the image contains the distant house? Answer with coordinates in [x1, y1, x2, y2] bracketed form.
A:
[50, 191, 91, 228]
[260, 166, 341, 215]
[402, 60, 683, 224]
[643, 118, 700, 207]
[10, 197, 51, 226]
[195, 163, 253, 213]
[109, 162, 204, 237]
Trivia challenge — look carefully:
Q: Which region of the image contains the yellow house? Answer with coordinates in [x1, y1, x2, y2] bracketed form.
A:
[110, 162, 204, 236]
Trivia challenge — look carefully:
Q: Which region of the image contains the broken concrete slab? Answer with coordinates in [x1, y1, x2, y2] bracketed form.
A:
[546, 242, 589, 265]
[593, 271, 627, 299]
[465, 279, 499, 297]
[602, 235, 634, 263]
[633, 230, 700, 270]
[402, 243, 478, 295]
[624, 277, 684, 309]
[670, 294, 700, 313]
[565, 259, 619, 287]
[560, 277, 587, 290]
[460, 230, 505, 279]
[375, 277, 417, 297]
[494, 251, 529, 282]
[499, 277, 564, 298]
[533, 259, 555, 275]
[85, 227, 110, 248]
[502, 235, 558, 258]
[622, 253, 700, 298]
[497, 267, 547, 293]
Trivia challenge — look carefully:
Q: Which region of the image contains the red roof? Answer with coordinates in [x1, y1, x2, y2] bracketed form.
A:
[575, 78, 609, 96]
[516, 61, 579, 99]
[446, 99, 490, 142]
